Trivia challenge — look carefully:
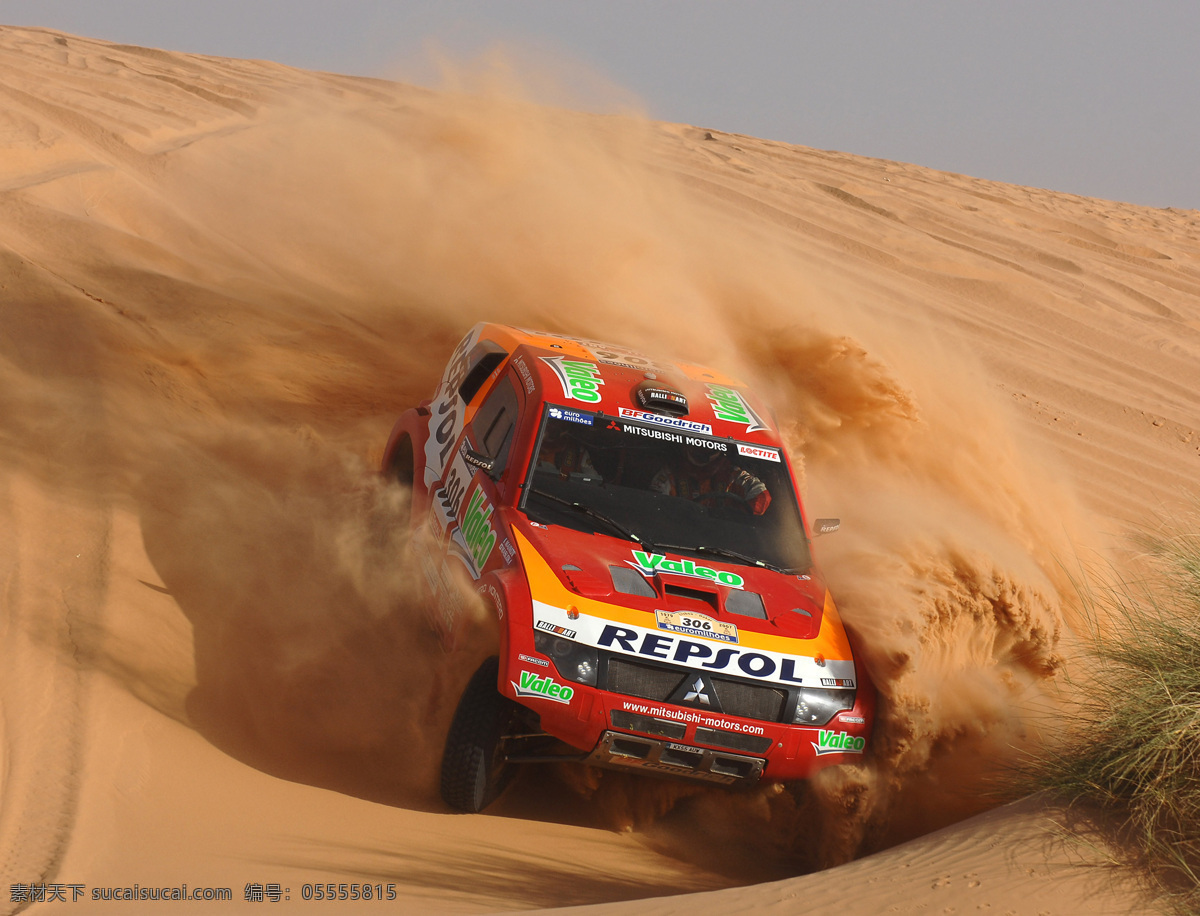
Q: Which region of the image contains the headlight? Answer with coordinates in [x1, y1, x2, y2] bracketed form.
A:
[533, 631, 598, 686]
[792, 688, 855, 726]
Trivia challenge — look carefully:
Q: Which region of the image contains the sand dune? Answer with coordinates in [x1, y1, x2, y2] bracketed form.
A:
[2, 23, 1198, 914]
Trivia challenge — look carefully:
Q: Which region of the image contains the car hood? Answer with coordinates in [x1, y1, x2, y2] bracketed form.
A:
[510, 516, 851, 651]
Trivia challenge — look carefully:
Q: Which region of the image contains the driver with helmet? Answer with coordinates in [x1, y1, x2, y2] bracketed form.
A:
[649, 443, 772, 515]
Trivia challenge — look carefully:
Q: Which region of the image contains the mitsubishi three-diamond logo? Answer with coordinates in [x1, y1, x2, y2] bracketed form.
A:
[683, 676, 712, 706]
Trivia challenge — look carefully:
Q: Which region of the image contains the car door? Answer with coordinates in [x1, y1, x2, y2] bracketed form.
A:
[420, 338, 521, 643]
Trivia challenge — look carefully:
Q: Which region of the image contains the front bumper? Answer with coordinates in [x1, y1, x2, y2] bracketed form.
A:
[586, 730, 766, 785]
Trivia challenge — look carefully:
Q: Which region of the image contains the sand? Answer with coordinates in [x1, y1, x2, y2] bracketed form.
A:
[2, 23, 1197, 915]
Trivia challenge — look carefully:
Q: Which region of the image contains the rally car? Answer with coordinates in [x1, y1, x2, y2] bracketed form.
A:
[381, 324, 875, 812]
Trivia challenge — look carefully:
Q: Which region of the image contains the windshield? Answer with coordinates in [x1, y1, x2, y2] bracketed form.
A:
[519, 405, 812, 572]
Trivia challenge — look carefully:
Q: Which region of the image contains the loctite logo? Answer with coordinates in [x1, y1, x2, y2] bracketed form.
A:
[812, 730, 866, 756]
[541, 357, 604, 403]
[512, 670, 574, 704]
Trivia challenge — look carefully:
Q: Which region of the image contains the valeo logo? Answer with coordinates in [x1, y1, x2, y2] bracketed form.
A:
[462, 488, 497, 572]
[631, 550, 745, 589]
[542, 356, 604, 403]
[812, 730, 866, 756]
[513, 670, 574, 704]
[706, 384, 768, 433]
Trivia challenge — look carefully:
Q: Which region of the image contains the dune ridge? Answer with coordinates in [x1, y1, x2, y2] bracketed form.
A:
[1, 24, 1197, 914]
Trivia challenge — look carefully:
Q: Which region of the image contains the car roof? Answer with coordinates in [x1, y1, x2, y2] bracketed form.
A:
[469, 323, 783, 445]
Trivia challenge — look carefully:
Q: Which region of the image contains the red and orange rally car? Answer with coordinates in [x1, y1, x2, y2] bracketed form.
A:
[382, 324, 875, 812]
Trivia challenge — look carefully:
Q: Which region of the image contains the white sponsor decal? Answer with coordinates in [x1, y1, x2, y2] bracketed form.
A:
[541, 356, 604, 403]
[706, 384, 769, 434]
[584, 345, 669, 376]
[532, 603, 855, 688]
[499, 538, 516, 564]
[618, 408, 712, 435]
[736, 443, 781, 462]
[655, 609, 739, 644]
[620, 700, 766, 735]
[423, 327, 480, 488]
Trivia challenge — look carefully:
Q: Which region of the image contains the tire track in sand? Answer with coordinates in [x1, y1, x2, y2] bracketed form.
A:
[0, 477, 110, 914]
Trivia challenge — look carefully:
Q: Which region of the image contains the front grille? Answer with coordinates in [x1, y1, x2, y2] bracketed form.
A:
[712, 678, 788, 722]
[694, 727, 773, 755]
[610, 710, 688, 741]
[604, 656, 789, 724]
[606, 658, 685, 701]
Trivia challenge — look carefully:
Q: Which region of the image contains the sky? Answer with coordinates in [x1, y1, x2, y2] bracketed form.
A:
[5, 1, 1198, 211]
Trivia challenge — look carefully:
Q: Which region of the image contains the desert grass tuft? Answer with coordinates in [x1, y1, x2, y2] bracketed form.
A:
[1026, 523, 1200, 913]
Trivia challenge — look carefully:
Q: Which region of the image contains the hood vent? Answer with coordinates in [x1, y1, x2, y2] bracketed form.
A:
[724, 590, 768, 619]
[664, 583, 719, 612]
[610, 565, 656, 597]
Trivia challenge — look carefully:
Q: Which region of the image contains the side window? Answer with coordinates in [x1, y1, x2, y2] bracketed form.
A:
[457, 340, 509, 405]
[470, 375, 520, 473]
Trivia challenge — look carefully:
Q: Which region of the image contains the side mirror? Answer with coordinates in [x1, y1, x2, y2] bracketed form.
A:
[462, 446, 497, 477]
[812, 518, 841, 537]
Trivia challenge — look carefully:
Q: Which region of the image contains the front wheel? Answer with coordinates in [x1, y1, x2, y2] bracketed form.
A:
[440, 657, 519, 812]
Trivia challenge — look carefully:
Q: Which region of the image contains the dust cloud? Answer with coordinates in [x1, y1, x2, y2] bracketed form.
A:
[1, 54, 1086, 873]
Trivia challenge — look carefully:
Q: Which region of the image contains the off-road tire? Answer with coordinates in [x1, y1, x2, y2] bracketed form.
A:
[440, 657, 519, 812]
[384, 434, 414, 529]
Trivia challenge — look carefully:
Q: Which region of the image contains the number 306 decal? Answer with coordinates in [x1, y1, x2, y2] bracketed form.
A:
[654, 610, 738, 644]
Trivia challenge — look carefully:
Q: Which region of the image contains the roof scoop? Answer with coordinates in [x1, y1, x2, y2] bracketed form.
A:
[633, 379, 689, 417]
